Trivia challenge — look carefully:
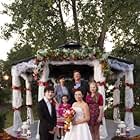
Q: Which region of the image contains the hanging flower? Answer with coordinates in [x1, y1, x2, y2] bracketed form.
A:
[36, 46, 105, 61]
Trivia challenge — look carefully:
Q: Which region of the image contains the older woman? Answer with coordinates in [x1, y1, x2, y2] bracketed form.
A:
[54, 75, 69, 104]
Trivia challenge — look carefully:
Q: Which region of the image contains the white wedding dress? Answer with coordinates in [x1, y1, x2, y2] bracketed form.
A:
[64, 106, 92, 140]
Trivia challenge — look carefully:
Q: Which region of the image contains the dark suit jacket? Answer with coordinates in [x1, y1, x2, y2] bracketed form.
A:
[68, 80, 89, 104]
[38, 99, 56, 140]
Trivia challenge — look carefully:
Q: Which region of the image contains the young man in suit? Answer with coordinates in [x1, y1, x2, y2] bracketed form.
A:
[38, 86, 56, 140]
[69, 70, 89, 104]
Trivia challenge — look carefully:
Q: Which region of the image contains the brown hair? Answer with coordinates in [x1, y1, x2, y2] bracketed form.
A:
[73, 88, 84, 96]
[89, 80, 97, 86]
[44, 86, 54, 93]
[73, 70, 80, 74]
[73, 88, 81, 93]
[61, 94, 69, 103]
[58, 75, 65, 80]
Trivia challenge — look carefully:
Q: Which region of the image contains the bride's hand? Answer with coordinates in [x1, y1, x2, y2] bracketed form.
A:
[72, 119, 81, 125]
[72, 120, 78, 125]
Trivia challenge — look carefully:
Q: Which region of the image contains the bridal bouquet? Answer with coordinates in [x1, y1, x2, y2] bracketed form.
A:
[63, 108, 76, 132]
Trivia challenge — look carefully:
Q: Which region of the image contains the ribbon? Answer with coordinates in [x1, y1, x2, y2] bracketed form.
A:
[12, 86, 21, 91]
[113, 104, 120, 108]
[125, 83, 134, 88]
[38, 81, 48, 87]
[125, 107, 133, 112]
[26, 88, 31, 91]
[12, 86, 31, 92]
[97, 81, 106, 86]
[26, 105, 32, 108]
[12, 107, 22, 111]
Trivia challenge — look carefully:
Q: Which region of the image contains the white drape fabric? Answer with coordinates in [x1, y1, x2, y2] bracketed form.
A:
[20, 74, 34, 124]
[113, 76, 121, 123]
[108, 58, 135, 128]
[27, 107, 34, 124]
[20, 74, 32, 106]
[36, 61, 49, 139]
[13, 110, 22, 131]
[38, 62, 49, 101]
[12, 59, 37, 131]
[12, 66, 22, 131]
[108, 59, 134, 72]
[92, 59, 108, 139]
[125, 70, 134, 129]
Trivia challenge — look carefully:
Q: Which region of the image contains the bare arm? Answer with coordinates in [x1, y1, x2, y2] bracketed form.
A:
[97, 106, 104, 122]
[97, 94, 104, 122]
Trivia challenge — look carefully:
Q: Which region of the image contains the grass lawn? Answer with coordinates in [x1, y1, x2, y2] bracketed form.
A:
[1, 103, 140, 129]
[1, 103, 39, 128]
[105, 105, 140, 126]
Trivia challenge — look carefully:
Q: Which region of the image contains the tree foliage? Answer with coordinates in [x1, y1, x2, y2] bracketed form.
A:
[3, 44, 34, 76]
[0, 60, 5, 87]
[1, 0, 139, 52]
[0, 0, 140, 68]
[1, 1, 140, 123]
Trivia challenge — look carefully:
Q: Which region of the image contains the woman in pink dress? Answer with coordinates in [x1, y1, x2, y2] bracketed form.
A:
[56, 95, 71, 140]
[86, 81, 104, 140]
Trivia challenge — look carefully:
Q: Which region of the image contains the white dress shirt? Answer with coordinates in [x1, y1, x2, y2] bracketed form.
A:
[74, 82, 81, 89]
[44, 97, 52, 116]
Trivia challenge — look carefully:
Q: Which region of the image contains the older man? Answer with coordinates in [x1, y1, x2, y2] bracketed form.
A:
[69, 70, 89, 104]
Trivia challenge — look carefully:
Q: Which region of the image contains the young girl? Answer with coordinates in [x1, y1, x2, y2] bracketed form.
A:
[86, 81, 104, 140]
[56, 95, 71, 140]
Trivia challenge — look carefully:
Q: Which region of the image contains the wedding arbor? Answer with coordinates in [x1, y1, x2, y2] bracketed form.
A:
[108, 56, 135, 129]
[11, 43, 135, 139]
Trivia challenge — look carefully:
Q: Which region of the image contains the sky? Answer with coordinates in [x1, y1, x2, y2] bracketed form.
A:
[0, 0, 113, 60]
[0, 0, 15, 60]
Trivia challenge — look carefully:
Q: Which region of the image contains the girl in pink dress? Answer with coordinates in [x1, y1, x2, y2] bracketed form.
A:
[86, 81, 104, 140]
[56, 95, 71, 140]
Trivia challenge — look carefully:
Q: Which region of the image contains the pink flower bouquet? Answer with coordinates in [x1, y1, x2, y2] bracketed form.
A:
[63, 108, 76, 131]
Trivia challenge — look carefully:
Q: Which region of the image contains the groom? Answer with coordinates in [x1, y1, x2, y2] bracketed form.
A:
[38, 85, 56, 140]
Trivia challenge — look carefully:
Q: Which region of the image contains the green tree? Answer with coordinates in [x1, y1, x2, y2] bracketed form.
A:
[0, 60, 5, 88]
[0, 0, 140, 55]
[0, 0, 140, 80]
[3, 44, 34, 81]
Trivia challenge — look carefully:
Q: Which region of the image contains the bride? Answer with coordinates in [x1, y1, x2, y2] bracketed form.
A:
[64, 89, 92, 140]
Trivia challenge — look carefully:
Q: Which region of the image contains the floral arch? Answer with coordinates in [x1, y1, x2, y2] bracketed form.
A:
[11, 43, 135, 139]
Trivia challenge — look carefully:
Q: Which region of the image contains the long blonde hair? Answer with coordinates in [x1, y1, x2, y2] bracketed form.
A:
[89, 81, 99, 103]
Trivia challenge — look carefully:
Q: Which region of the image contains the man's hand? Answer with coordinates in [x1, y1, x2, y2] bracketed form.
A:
[48, 127, 56, 134]
[48, 130, 54, 134]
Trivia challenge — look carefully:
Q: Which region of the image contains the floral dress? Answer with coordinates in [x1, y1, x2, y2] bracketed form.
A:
[86, 93, 103, 126]
[56, 103, 71, 128]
